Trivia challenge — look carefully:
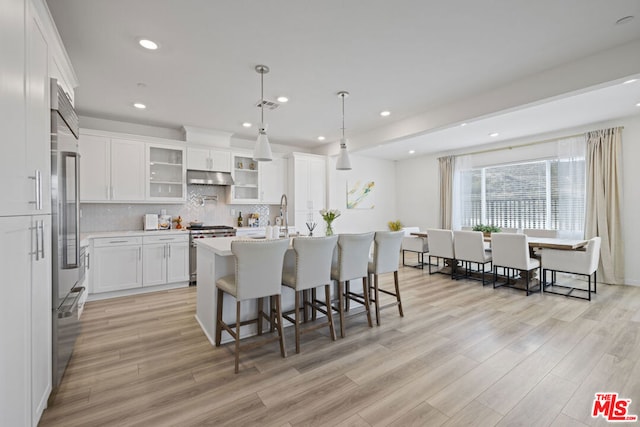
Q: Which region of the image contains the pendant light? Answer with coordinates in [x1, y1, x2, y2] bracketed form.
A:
[253, 65, 273, 161]
[335, 91, 352, 170]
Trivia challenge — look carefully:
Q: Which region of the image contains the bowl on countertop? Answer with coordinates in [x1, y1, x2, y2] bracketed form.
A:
[189, 221, 203, 227]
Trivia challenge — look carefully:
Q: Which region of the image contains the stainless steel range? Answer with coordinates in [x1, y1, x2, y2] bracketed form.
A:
[188, 225, 236, 284]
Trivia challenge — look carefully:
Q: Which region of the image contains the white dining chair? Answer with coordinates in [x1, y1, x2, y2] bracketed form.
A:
[491, 232, 541, 296]
[453, 230, 492, 285]
[400, 227, 429, 269]
[331, 232, 375, 338]
[367, 231, 405, 325]
[215, 238, 290, 373]
[426, 229, 456, 278]
[281, 235, 338, 353]
[541, 236, 601, 301]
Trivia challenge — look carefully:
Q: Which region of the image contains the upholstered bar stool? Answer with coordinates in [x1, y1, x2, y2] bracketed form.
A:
[491, 232, 541, 296]
[453, 230, 492, 285]
[541, 237, 601, 301]
[215, 238, 290, 373]
[367, 231, 405, 325]
[331, 232, 375, 338]
[281, 235, 338, 353]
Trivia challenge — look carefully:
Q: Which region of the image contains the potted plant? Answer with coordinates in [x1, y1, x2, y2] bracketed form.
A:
[388, 220, 402, 231]
[472, 224, 501, 237]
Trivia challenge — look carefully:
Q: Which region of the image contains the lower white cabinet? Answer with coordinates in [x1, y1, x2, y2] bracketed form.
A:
[92, 237, 143, 293]
[142, 235, 189, 286]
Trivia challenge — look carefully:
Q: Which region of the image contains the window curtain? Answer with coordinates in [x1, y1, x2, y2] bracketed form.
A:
[556, 135, 586, 239]
[585, 127, 624, 285]
[438, 156, 454, 229]
[451, 154, 472, 230]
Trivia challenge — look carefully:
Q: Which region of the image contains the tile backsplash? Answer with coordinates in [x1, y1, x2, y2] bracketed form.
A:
[81, 185, 276, 232]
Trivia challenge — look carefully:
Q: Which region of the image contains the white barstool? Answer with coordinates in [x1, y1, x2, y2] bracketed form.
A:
[215, 238, 290, 373]
[282, 236, 338, 353]
[367, 231, 405, 325]
[331, 232, 375, 338]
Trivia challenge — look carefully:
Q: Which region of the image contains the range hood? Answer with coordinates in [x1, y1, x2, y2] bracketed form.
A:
[187, 170, 234, 186]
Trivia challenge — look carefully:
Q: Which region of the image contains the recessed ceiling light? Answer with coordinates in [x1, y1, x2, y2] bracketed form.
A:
[242, 122, 252, 128]
[380, 111, 391, 117]
[317, 136, 326, 141]
[409, 150, 415, 154]
[616, 15, 634, 25]
[138, 39, 158, 50]
[636, 102, 640, 107]
[133, 103, 146, 109]
[624, 79, 638, 85]
[489, 132, 499, 137]
[460, 123, 468, 127]
[277, 96, 289, 103]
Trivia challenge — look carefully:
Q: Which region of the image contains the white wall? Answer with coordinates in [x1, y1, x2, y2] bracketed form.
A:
[396, 113, 640, 285]
[326, 154, 397, 234]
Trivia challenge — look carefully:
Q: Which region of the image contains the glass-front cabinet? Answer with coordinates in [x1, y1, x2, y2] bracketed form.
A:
[229, 153, 259, 203]
[146, 144, 186, 202]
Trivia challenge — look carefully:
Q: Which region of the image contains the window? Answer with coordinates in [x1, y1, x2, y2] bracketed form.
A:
[458, 158, 586, 233]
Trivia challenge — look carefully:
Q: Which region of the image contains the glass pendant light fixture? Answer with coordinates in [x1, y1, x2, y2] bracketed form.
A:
[253, 64, 273, 161]
[336, 91, 352, 170]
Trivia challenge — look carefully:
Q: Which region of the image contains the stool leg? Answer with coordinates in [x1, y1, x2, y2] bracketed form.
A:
[373, 273, 381, 326]
[269, 296, 275, 333]
[294, 290, 301, 354]
[215, 288, 224, 346]
[275, 295, 287, 358]
[311, 288, 317, 321]
[325, 284, 336, 341]
[338, 281, 345, 338]
[394, 270, 403, 317]
[362, 276, 373, 328]
[257, 297, 263, 336]
[235, 300, 241, 373]
[345, 280, 350, 311]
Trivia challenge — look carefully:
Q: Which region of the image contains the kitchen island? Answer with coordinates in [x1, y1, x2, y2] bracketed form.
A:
[196, 237, 302, 345]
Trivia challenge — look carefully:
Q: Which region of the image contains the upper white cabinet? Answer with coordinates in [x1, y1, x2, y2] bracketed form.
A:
[260, 156, 288, 204]
[79, 134, 145, 202]
[288, 153, 327, 227]
[147, 144, 186, 202]
[228, 152, 287, 204]
[187, 147, 231, 172]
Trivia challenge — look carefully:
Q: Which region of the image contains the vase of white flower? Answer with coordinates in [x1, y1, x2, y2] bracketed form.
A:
[320, 208, 341, 236]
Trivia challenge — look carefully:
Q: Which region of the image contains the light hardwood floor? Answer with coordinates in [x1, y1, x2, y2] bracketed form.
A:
[40, 259, 640, 426]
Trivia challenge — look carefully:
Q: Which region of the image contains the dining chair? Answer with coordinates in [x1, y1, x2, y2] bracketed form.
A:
[426, 229, 456, 278]
[367, 231, 405, 325]
[331, 232, 375, 338]
[281, 235, 338, 353]
[453, 230, 492, 285]
[400, 227, 429, 268]
[215, 238, 290, 373]
[491, 232, 541, 296]
[541, 236, 601, 301]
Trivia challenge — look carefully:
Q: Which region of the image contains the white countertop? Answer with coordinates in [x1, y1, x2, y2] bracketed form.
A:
[196, 235, 296, 256]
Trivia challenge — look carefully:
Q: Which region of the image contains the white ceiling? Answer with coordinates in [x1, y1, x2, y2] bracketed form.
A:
[47, 0, 640, 155]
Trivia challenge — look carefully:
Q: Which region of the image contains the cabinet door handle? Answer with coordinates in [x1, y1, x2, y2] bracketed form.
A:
[168, 244, 171, 258]
[87, 253, 90, 269]
[39, 220, 45, 259]
[34, 222, 40, 261]
[36, 170, 42, 210]
[163, 244, 166, 259]
[109, 240, 128, 244]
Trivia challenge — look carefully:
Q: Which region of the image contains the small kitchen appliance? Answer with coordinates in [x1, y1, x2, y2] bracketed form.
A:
[144, 214, 159, 230]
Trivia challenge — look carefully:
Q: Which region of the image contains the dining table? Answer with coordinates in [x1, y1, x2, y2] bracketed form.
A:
[410, 232, 588, 251]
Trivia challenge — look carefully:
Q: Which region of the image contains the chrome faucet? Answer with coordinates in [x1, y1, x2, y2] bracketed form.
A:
[280, 194, 288, 238]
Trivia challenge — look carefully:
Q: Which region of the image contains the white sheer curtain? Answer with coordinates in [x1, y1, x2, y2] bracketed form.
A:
[452, 154, 472, 231]
[556, 135, 586, 239]
[439, 156, 455, 229]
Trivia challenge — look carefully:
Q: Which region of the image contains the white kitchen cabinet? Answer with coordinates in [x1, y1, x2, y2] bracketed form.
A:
[147, 144, 186, 202]
[142, 234, 189, 286]
[229, 153, 260, 203]
[79, 134, 145, 202]
[289, 153, 327, 227]
[228, 153, 287, 204]
[91, 237, 143, 293]
[260, 156, 288, 204]
[0, 215, 51, 427]
[187, 147, 231, 172]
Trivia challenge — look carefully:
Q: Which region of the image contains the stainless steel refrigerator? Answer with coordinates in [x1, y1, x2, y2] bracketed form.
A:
[50, 78, 83, 389]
